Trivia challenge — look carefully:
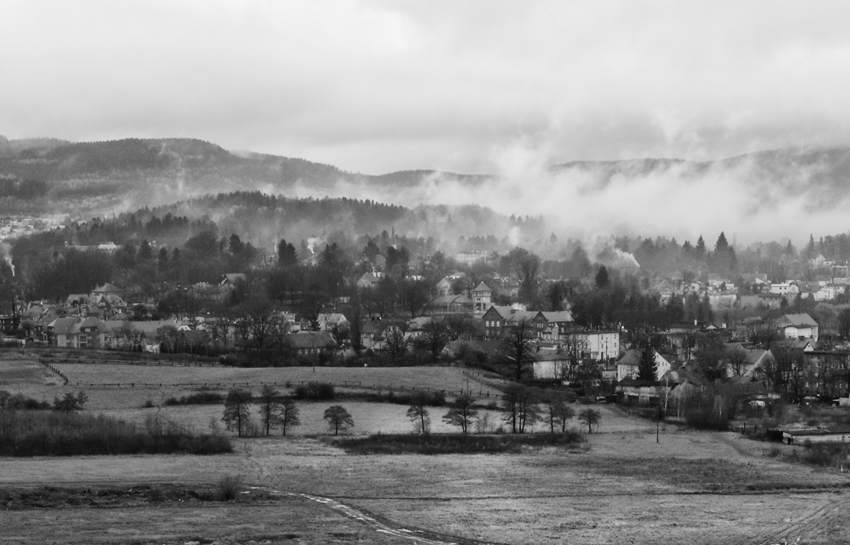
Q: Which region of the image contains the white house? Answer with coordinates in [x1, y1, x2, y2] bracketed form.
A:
[582, 331, 620, 361]
[775, 313, 819, 342]
[770, 282, 799, 296]
[616, 349, 673, 382]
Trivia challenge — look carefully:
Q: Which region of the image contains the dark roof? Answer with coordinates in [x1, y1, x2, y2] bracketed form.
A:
[539, 311, 574, 323]
[285, 331, 336, 349]
[776, 313, 818, 328]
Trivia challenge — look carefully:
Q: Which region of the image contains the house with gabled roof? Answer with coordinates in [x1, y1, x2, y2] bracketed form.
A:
[284, 331, 337, 356]
[435, 274, 464, 297]
[533, 311, 574, 340]
[616, 349, 674, 382]
[48, 316, 109, 348]
[723, 342, 769, 377]
[775, 313, 819, 341]
[482, 305, 514, 338]
[532, 347, 570, 380]
[356, 272, 382, 289]
[471, 282, 492, 311]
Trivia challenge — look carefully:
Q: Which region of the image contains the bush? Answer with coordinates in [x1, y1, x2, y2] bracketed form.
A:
[218, 474, 242, 501]
[386, 390, 445, 407]
[0, 411, 232, 456]
[330, 432, 583, 455]
[294, 382, 335, 401]
[793, 443, 850, 468]
[0, 390, 51, 410]
[163, 391, 224, 406]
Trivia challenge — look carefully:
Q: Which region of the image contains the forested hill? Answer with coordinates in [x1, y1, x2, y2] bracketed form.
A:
[0, 137, 492, 217]
[123, 191, 545, 252]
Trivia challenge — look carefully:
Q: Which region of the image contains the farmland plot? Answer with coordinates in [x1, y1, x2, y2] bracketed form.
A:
[3, 434, 850, 544]
[54, 363, 499, 392]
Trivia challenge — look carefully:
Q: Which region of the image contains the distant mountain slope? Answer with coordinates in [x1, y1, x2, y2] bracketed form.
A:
[2, 136, 850, 245]
[550, 148, 850, 198]
[0, 137, 492, 216]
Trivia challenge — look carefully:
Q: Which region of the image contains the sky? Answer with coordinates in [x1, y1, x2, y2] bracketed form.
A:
[3, 1, 850, 176]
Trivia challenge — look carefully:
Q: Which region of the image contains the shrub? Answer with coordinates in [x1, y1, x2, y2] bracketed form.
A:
[0, 411, 232, 456]
[163, 392, 224, 406]
[0, 390, 51, 410]
[330, 432, 583, 455]
[218, 474, 242, 501]
[294, 382, 335, 401]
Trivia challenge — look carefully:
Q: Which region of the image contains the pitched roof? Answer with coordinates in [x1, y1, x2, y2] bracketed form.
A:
[473, 282, 491, 292]
[285, 331, 336, 349]
[50, 317, 79, 335]
[358, 272, 381, 285]
[776, 314, 818, 328]
[617, 349, 641, 366]
[662, 368, 708, 386]
[539, 311, 574, 323]
[506, 310, 536, 324]
[482, 305, 514, 320]
[50, 316, 108, 335]
[534, 348, 567, 362]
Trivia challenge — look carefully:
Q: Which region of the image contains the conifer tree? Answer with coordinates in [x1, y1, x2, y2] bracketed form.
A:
[637, 343, 658, 381]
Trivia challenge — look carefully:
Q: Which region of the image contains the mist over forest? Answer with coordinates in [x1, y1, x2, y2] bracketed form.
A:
[2, 135, 850, 319]
[1, 136, 850, 250]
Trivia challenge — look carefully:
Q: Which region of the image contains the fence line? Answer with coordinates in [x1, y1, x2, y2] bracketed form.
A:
[40, 357, 218, 368]
[38, 359, 69, 385]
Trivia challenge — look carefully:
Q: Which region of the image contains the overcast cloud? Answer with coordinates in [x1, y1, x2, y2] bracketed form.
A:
[2, 1, 850, 175]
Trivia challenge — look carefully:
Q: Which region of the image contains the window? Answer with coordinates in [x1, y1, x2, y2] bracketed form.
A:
[78, 334, 88, 348]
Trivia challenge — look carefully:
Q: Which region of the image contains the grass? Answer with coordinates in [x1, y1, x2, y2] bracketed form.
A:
[328, 432, 584, 455]
[52, 363, 502, 395]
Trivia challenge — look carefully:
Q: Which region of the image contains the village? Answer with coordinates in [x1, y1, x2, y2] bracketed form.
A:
[4, 234, 849, 436]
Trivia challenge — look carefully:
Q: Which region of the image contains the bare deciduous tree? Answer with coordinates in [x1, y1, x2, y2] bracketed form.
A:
[323, 405, 354, 435]
[442, 394, 478, 434]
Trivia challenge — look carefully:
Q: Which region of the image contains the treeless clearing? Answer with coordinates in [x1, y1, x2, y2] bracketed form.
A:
[4, 432, 850, 544]
[54, 362, 500, 393]
[0, 495, 405, 545]
[0, 358, 62, 387]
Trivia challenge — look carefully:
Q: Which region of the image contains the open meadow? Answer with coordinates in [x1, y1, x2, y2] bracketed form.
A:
[2, 351, 850, 544]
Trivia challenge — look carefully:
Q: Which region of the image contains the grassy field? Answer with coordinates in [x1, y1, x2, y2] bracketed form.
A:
[3, 352, 850, 544]
[40, 362, 504, 411]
